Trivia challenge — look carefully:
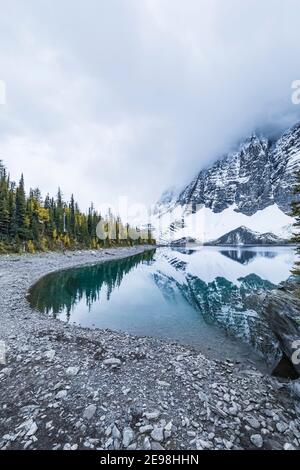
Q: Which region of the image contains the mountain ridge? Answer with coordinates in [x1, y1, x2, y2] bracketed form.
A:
[154, 122, 300, 243]
[156, 122, 300, 215]
[205, 226, 288, 246]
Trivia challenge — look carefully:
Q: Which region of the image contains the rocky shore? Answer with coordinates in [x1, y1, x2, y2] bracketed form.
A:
[262, 280, 300, 377]
[0, 246, 300, 451]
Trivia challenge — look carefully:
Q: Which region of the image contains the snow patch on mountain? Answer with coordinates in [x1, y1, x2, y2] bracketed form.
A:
[154, 204, 293, 244]
[207, 225, 288, 246]
[153, 122, 300, 244]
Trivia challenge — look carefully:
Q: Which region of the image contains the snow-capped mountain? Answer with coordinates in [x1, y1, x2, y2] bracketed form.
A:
[154, 123, 300, 244]
[153, 187, 179, 216]
[207, 226, 288, 246]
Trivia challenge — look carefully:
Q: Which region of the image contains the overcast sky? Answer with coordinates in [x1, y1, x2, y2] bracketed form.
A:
[0, 0, 300, 217]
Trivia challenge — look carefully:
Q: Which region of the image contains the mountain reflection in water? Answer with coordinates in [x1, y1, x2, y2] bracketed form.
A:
[28, 246, 296, 368]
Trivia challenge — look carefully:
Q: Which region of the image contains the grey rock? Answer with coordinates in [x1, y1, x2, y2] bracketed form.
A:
[197, 439, 213, 450]
[83, 404, 97, 420]
[105, 437, 113, 449]
[290, 379, 300, 399]
[66, 366, 80, 376]
[143, 437, 151, 450]
[44, 350, 56, 360]
[103, 358, 121, 366]
[262, 290, 300, 375]
[55, 390, 68, 400]
[151, 441, 165, 451]
[112, 425, 121, 440]
[122, 427, 135, 448]
[127, 443, 137, 450]
[250, 434, 263, 448]
[53, 382, 64, 391]
[157, 380, 171, 387]
[144, 410, 160, 420]
[1, 367, 12, 377]
[150, 427, 164, 443]
[26, 422, 38, 437]
[276, 422, 289, 433]
[284, 443, 296, 450]
[246, 417, 260, 429]
[228, 403, 239, 416]
[139, 425, 153, 434]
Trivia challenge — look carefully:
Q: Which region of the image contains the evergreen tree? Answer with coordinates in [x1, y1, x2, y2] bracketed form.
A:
[0, 164, 10, 236]
[69, 194, 76, 236]
[15, 174, 27, 239]
[0, 159, 155, 253]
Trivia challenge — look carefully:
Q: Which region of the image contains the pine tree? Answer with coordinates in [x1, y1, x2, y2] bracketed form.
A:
[8, 183, 17, 238]
[69, 194, 76, 237]
[0, 164, 10, 237]
[0, 160, 155, 253]
[15, 174, 27, 239]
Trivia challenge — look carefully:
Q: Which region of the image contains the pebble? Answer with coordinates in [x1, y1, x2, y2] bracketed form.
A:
[112, 425, 121, 440]
[144, 410, 160, 420]
[55, 390, 68, 400]
[1, 368, 12, 377]
[151, 441, 165, 451]
[143, 437, 151, 450]
[250, 434, 263, 448]
[26, 422, 38, 437]
[283, 443, 296, 450]
[157, 380, 171, 387]
[151, 427, 164, 443]
[246, 417, 260, 429]
[44, 350, 56, 361]
[103, 358, 121, 366]
[139, 425, 153, 434]
[83, 404, 97, 420]
[66, 366, 80, 376]
[276, 422, 288, 433]
[122, 427, 135, 448]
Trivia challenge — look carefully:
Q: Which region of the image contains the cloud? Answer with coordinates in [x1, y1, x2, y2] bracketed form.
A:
[0, 0, 300, 216]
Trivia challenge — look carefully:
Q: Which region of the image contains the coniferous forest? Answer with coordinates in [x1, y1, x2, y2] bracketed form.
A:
[0, 160, 155, 253]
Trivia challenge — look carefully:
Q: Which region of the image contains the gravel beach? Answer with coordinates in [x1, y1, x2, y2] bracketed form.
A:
[0, 246, 299, 450]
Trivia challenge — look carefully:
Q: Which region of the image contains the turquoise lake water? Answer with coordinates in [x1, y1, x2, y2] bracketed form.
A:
[28, 246, 296, 368]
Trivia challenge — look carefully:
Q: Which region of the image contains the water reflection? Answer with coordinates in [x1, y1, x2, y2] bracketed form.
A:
[220, 249, 277, 265]
[29, 250, 156, 320]
[28, 246, 296, 368]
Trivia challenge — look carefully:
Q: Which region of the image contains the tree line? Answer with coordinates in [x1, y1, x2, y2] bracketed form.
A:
[0, 160, 155, 253]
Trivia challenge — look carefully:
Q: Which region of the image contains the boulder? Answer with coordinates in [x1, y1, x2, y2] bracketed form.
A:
[262, 288, 300, 377]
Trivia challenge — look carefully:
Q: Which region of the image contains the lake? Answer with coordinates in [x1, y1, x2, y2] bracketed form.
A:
[28, 246, 296, 369]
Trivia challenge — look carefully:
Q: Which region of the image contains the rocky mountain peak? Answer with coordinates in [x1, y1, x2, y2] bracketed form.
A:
[207, 226, 287, 246]
[167, 122, 300, 216]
